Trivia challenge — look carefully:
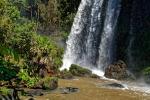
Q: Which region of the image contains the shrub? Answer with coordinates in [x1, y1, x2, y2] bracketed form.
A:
[29, 33, 64, 75]
[0, 0, 64, 86]
[142, 67, 150, 83]
[143, 67, 150, 75]
[0, 43, 20, 81]
[61, 31, 69, 41]
[42, 77, 58, 90]
[17, 69, 39, 88]
[0, 87, 10, 95]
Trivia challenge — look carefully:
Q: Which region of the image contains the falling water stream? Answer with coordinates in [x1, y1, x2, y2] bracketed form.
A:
[61, 0, 121, 75]
[60, 0, 150, 94]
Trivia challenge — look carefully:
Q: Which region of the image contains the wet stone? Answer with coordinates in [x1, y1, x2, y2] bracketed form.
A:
[28, 98, 35, 100]
[23, 89, 44, 97]
[60, 87, 79, 94]
[105, 83, 125, 88]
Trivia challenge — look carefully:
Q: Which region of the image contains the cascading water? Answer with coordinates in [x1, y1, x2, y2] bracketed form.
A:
[61, 0, 122, 76]
[97, 0, 121, 70]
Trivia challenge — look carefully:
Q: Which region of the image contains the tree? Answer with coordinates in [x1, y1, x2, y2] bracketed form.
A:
[57, 0, 81, 31]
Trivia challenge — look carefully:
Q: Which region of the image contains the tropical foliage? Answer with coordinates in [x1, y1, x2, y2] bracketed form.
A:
[0, 0, 63, 86]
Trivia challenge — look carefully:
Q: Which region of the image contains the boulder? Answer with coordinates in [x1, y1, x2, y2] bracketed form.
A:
[60, 87, 79, 94]
[33, 77, 58, 90]
[90, 74, 100, 79]
[69, 64, 92, 77]
[23, 89, 43, 97]
[42, 77, 58, 90]
[59, 69, 74, 79]
[104, 60, 128, 80]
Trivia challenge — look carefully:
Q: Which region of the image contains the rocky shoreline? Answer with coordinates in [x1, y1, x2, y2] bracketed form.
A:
[20, 77, 150, 100]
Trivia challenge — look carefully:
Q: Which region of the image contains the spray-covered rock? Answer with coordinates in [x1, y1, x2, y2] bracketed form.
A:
[104, 60, 128, 80]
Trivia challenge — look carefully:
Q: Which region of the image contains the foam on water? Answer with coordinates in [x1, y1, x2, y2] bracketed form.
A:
[91, 68, 104, 76]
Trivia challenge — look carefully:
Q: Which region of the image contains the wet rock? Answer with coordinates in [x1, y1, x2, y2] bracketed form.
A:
[69, 64, 92, 77]
[60, 87, 79, 94]
[104, 60, 128, 80]
[33, 77, 58, 90]
[42, 77, 58, 90]
[59, 69, 74, 79]
[90, 74, 100, 79]
[23, 89, 43, 97]
[105, 83, 125, 88]
[28, 98, 35, 100]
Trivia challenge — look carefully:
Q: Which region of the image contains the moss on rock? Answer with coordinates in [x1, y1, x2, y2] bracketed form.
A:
[69, 64, 92, 77]
[59, 69, 74, 79]
[41, 77, 58, 90]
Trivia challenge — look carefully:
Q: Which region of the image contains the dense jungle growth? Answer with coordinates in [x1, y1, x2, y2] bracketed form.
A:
[0, 0, 80, 88]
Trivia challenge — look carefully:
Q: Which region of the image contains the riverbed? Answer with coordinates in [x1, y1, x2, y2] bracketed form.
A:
[21, 77, 150, 100]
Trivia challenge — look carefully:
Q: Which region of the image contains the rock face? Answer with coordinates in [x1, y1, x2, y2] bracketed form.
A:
[104, 60, 128, 80]
[116, 0, 150, 72]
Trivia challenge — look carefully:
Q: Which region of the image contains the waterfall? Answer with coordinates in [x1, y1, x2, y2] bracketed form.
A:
[97, 0, 121, 70]
[61, 0, 122, 76]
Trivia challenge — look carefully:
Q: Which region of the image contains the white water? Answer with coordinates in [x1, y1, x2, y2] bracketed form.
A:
[97, 0, 121, 70]
[101, 77, 150, 93]
[59, 0, 150, 94]
[61, 0, 121, 74]
[60, 0, 93, 70]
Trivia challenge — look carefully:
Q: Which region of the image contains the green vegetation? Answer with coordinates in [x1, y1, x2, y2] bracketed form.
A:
[42, 77, 58, 90]
[57, 0, 80, 31]
[142, 67, 150, 83]
[69, 64, 92, 77]
[69, 64, 100, 78]
[17, 69, 39, 88]
[9, 0, 81, 36]
[143, 67, 150, 75]
[0, 0, 64, 88]
[0, 87, 10, 95]
[0, 0, 80, 89]
[59, 69, 73, 79]
[0, 0, 149, 88]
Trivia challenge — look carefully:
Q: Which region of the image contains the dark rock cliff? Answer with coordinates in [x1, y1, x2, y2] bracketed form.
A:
[116, 0, 150, 74]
